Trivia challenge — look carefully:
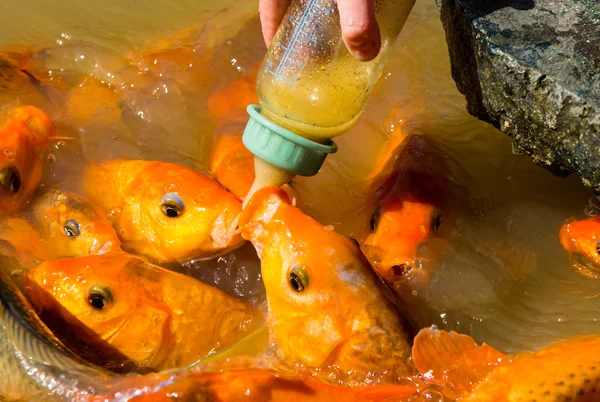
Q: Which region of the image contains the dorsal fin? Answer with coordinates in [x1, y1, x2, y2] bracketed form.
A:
[412, 327, 507, 397]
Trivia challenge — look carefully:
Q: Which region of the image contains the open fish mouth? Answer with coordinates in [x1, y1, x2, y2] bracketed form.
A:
[89, 239, 117, 255]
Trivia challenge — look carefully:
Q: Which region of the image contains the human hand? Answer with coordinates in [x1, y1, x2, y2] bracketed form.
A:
[258, 0, 381, 61]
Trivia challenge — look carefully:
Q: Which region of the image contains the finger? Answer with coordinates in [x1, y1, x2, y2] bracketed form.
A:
[259, 0, 292, 48]
[336, 0, 381, 61]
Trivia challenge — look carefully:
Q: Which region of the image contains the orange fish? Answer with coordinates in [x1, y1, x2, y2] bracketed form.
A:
[0, 106, 56, 215]
[209, 126, 256, 200]
[0, 190, 120, 273]
[207, 62, 259, 199]
[412, 326, 600, 401]
[83, 159, 244, 263]
[239, 186, 415, 384]
[559, 216, 600, 274]
[30, 189, 121, 257]
[207, 67, 300, 201]
[25, 252, 263, 373]
[113, 367, 420, 402]
[360, 134, 466, 287]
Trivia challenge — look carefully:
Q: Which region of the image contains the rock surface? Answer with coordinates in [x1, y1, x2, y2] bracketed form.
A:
[438, 0, 600, 190]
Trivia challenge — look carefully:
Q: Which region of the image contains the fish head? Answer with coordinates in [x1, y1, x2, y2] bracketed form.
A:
[132, 162, 245, 262]
[0, 106, 55, 214]
[559, 216, 600, 266]
[361, 196, 442, 282]
[240, 187, 400, 368]
[31, 190, 121, 258]
[25, 253, 171, 368]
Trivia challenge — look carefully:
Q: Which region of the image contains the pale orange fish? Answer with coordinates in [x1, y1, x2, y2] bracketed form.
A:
[0, 106, 56, 215]
[560, 216, 600, 274]
[30, 189, 121, 257]
[360, 135, 462, 287]
[239, 186, 415, 385]
[412, 326, 600, 401]
[0, 217, 49, 273]
[61, 76, 121, 127]
[0, 190, 120, 272]
[83, 159, 244, 263]
[25, 252, 263, 373]
[112, 367, 420, 402]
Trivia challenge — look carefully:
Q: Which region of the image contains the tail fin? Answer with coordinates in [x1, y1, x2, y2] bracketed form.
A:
[412, 327, 507, 397]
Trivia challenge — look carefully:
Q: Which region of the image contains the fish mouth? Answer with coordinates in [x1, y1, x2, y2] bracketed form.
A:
[360, 244, 418, 281]
[0, 166, 21, 195]
[210, 211, 245, 250]
[88, 239, 116, 255]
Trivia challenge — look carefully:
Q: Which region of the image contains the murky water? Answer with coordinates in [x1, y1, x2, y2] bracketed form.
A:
[1, 0, 599, 372]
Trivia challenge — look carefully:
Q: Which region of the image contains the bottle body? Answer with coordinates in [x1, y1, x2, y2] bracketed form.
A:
[256, 0, 415, 143]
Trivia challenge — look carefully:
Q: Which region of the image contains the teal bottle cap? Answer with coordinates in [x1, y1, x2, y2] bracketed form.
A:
[242, 104, 338, 177]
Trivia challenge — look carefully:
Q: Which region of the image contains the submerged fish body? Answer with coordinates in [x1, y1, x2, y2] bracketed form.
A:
[412, 327, 600, 401]
[239, 187, 415, 384]
[559, 215, 600, 274]
[360, 134, 469, 290]
[83, 159, 245, 263]
[30, 189, 121, 258]
[118, 366, 420, 402]
[0, 106, 56, 215]
[25, 252, 263, 372]
[0, 53, 52, 111]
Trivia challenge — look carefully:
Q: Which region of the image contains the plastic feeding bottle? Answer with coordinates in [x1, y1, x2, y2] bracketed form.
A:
[242, 0, 416, 204]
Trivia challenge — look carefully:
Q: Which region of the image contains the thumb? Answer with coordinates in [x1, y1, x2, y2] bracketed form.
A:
[259, 0, 292, 48]
[336, 0, 381, 61]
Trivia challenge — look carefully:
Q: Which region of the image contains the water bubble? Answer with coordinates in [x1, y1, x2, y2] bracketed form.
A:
[109, 208, 121, 217]
[585, 196, 600, 216]
[226, 40, 233, 45]
[47, 153, 56, 163]
[55, 140, 67, 149]
[412, 290, 418, 296]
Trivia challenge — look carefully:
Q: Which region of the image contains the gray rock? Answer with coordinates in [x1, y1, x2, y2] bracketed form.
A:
[438, 0, 600, 190]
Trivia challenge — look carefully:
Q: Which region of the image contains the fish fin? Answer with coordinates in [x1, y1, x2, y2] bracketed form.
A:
[412, 326, 507, 396]
[350, 384, 420, 401]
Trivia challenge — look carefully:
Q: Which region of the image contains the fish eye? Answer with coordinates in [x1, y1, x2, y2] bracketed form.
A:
[87, 285, 113, 310]
[160, 192, 184, 218]
[596, 240, 600, 256]
[0, 167, 20, 194]
[63, 219, 81, 237]
[288, 265, 309, 293]
[432, 211, 443, 232]
[369, 208, 381, 231]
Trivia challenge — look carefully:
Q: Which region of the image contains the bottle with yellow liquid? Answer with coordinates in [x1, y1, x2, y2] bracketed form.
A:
[243, 0, 416, 203]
